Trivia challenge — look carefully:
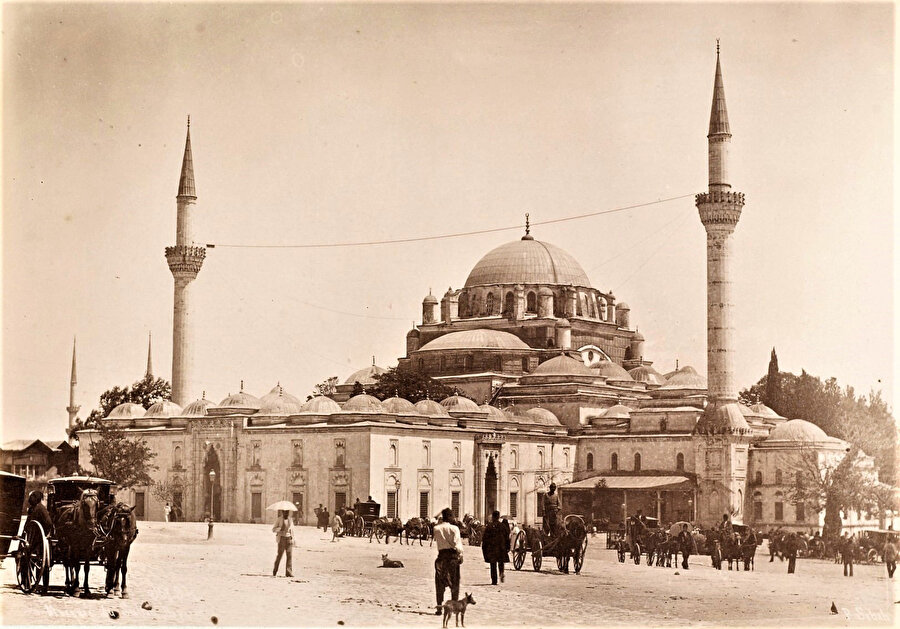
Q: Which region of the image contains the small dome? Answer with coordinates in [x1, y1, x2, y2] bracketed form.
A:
[423, 292, 438, 304]
[766, 419, 835, 443]
[628, 365, 665, 386]
[344, 365, 388, 385]
[182, 398, 214, 417]
[632, 331, 645, 342]
[556, 318, 571, 328]
[107, 402, 147, 420]
[259, 385, 303, 408]
[464, 238, 592, 288]
[144, 400, 183, 418]
[417, 329, 529, 352]
[382, 397, 418, 414]
[602, 404, 633, 419]
[258, 395, 303, 416]
[479, 404, 511, 421]
[615, 302, 630, 311]
[440, 395, 479, 412]
[300, 396, 341, 414]
[218, 391, 262, 409]
[343, 394, 385, 412]
[523, 407, 562, 426]
[661, 366, 707, 389]
[414, 399, 450, 416]
[591, 361, 635, 381]
[694, 403, 751, 435]
[531, 355, 594, 377]
[406, 329, 420, 338]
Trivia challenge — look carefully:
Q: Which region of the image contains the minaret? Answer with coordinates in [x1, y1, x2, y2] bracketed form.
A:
[145, 332, 154, 378]
[165, 117, 206, 406]
[694, 44, 751, 524]
[66, 337, 80, 444]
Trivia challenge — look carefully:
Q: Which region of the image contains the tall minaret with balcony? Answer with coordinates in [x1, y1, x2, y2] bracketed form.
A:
[66, 337, 80, 444]
[165, 117, 206, 406]
[694, 44, 752, 524]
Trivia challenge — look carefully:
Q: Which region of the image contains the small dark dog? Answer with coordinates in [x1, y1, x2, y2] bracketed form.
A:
[442, 593, 475, 628]
[380, 553, 404, 568]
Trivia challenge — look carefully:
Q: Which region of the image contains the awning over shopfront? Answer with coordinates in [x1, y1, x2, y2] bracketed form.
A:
[560, 475, 693, 491]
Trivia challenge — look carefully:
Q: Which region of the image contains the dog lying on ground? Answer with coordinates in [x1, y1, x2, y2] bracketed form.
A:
[442, 593, 475, 627]
[379, 553, 404, 568]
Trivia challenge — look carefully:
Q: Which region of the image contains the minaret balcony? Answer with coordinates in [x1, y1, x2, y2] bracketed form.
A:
[166, 245, 206, 276]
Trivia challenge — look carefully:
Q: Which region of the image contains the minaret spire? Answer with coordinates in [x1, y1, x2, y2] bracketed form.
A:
[145, 332, 154, 378]
[66, 336, 80, 443]
[177, 115, 196, 198]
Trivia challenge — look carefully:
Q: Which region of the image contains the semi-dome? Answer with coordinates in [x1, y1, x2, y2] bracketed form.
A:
[414, 399, 450, 416]
[301, 396, 341, 414]
[143, 400, 183, 418]
[694, 403, 751, 435]
[531, 354, 594, 377]
[382, 397, 418, 414]
[182, 398, 214, 417]
[628, 365, 665, 386]
[343, 394, 385, 412]
[601, 404, 633, 419]
[523, 407, 562, 426]
[344, 365, 387, 385]
[107, 402, 147, 419]
[766, 419, 838, 444]
[591, 361, 635, 382]
[218, 391, 262, 409]
[440, 395, 479, 412]
[417, 329, 530, 352]
[464, 238, 592, 288]
[660, 366, 707, 389]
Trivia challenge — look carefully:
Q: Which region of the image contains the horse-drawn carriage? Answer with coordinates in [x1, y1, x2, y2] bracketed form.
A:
[511, 514, 588, 574]
[14, 476, 137, 597]
[459, 514, 484, 546]
[0, 471, 26, 567]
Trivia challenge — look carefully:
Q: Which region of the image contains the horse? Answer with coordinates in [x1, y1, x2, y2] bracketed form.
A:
[369, 517, 403, 544]
[460, 514, 484, 546]
[54, 488, 101, 597]
[402, 517, 431, 546]
[103, 503, 138, 598]
[557, 516, 587, 574]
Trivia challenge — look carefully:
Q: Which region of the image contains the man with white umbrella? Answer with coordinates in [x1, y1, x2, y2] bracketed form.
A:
[269, 501, 296, 577]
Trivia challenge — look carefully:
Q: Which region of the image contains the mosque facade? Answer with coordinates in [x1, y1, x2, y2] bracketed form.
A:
[77, 51, 880, 533]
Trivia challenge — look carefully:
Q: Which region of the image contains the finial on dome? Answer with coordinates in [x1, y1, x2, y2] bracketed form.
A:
[240, 379, 244, 392]
[187, 114, 191, 128]
[372, 355, 376, 366]
[716, 39, 720, 55]
[522, 213, 534, 240]
[202, 390, 206, 400]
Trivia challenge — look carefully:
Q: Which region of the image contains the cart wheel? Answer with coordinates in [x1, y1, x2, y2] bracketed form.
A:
[575, 537, 587, 574]
[16, 520, 49, 594]
[633, 542, 642, 565]
[512, 531, 526, 571]
[867, 548, 878, 564]
[532, 537, 543, 571]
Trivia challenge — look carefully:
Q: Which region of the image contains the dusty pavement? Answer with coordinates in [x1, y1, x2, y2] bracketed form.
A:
[1, 521, 896, 627]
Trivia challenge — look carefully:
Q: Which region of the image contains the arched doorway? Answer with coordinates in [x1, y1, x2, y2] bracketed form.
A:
[484, 455, 498, 516]
[203, 445, 223, 521]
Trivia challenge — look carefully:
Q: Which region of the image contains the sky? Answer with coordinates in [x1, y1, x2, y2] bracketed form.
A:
[2, 2, 894, 442]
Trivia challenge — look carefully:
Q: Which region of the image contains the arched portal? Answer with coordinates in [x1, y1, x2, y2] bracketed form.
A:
[203, 445, 223, 521]
[484, 455, 498, 517]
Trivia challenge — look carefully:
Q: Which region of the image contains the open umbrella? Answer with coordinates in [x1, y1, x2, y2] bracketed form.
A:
[266, 500, 298, 511]
[669, 521, 692, 536]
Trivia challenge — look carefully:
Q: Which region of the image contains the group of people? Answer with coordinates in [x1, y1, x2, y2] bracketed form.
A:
[839, 531, 898, 578]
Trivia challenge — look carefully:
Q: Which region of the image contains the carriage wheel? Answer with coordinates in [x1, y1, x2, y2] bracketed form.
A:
[512, 531, 526, 571]
[575, 536, 587, 574]
[867, 548, 878, 564]
[532, 537, 543, 571]
[16, 520, 49, 594]
[633, 542, 642, 565]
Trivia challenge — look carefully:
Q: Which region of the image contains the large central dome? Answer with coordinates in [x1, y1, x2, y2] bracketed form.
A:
[464, 237, 592, 288]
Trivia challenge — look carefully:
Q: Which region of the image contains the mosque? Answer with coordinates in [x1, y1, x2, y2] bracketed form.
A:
[76, 50, 878, 533]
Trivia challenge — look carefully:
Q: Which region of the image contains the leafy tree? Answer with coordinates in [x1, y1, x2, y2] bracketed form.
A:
[83, 374, 172, 424]
[85, 422, 157, 489]
[351, 381, 366, 396]
[370, 367, 454, 403]
[150, 477, 193, 519]
[307, 376, 339, 401]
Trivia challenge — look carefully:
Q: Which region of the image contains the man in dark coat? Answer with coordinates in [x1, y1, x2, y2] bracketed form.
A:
[481, 511, 509, 585]
[785, 532, 800, 574]
[25, 491, 52, 594]
[677, 523, 692, 570]
[543, 484, 561, 536]
[841, 533, 855, 577]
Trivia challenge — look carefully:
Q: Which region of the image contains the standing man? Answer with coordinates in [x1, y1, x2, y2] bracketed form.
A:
[481, 511, 509, 585]
[543, 483, 561, 536]
[841, 532, 855, 577]
[677, 523, 693, 570]
[322, 507, 330, 533]
[272, 509, 293, 577]
[785, 532, 799, 574]
[164, 502, 172, 523]
[432, 507, 464, 616]
[882, 536, 897, 579]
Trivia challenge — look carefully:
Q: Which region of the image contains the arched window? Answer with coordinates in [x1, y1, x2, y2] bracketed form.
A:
[458, 293, 468, 317]
[633, 452, 642, 472]
[774, 491, 784, 521]
[173, 445, 183, 469]
[752, 491, 763, 521]
[576, 294, 584, 316]
[521, 357, 529, 373]
[389, 444, 398, 467]
[453, 445, 460, 468]
[586, 452, 594, 471]
[526, 291, 537, 313]
[485, 293, 495, 315]
[564, 449, 570, 469]
[755, 471, 763, 485]
[538, 449, 545, 469]
[464, 354, 474, 371]
[503, 292, 515, 316]
[775, 469, 783, 485]
[588, 297, 597, 318]
[511, 448, 518, 469]
[611, 452, 618, 471]
[675, 452, 684, 471]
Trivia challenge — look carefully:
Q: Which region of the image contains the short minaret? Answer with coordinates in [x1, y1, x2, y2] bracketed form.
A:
[165, 117, 206, 406]
[145, 332, 154, 378]
[66, 337, 80, 444]
[694, 44, 752, 525]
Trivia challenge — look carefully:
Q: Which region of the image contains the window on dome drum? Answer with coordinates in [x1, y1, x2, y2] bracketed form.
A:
[755, 471, 763, 485]
[251, 492, 262, 520]
[634, 453, 642, 472]
[464, 354, 473, 371]
[509, 492, 518, 519]
[386, 491, 398, 519]
[521, 357, 529, 373]
[419, 491, 430, 518]
[485, 293, 495, 315]
[586, 452, 594, 471]
[503, 292, 515, 316]
[795, 502, 805, 522]
[526, 291, 537, 313]
[576, 295, 584, 316]
[775, 469, 783, 485]
[611, 453, 618, 471]
[589, 298, 597, 318]
[451, 491, 461, 518]
[676, 452, 685, 471]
